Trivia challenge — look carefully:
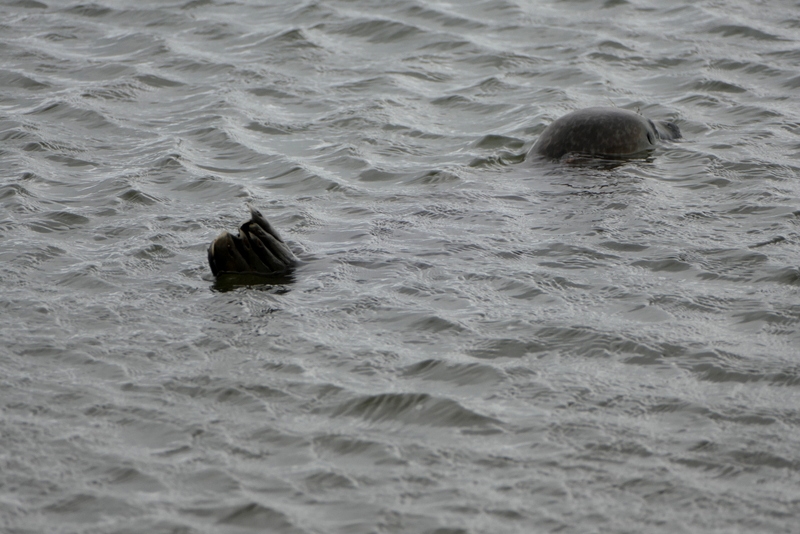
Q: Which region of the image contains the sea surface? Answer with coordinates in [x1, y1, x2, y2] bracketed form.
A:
[2, 0, 800, 532]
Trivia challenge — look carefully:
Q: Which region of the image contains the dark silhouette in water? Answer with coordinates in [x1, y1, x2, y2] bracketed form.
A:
[208, 206, 297, 277]
[209, 108, 681, 277]
[529, 107, 680, 160]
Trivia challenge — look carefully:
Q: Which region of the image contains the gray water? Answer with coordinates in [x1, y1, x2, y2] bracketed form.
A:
[2, 0, 800, 532]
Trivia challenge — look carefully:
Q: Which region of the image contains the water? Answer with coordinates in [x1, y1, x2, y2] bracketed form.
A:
[2, 0, 800, 532]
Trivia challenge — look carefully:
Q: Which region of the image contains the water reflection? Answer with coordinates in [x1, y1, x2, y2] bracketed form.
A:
[211, 272, 297, 293]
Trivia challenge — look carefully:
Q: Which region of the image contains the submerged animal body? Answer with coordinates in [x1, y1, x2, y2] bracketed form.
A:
[208, 108, 681, 277]
[529, 107, 681, 160]
[207, 207, 297, 276]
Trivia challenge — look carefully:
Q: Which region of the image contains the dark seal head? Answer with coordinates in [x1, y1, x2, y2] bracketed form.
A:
[208, 207, 297, 276]
[529, 107, 681, 160]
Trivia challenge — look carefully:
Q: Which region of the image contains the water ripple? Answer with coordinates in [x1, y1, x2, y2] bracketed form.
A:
[2, 0, 800, 532]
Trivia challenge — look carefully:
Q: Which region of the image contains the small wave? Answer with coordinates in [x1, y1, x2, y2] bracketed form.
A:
[473, 134, 525, 150]
[44, 492, 141, 523]
[0, 68, 49, 90]
[324, 18, 425, 44]
[61, 4, 112, 18]
[332, 392, 502, 428]
[215, 502, 300, 531]
[757, 266, 800, 286]
[400, 4, 489, 31]
[28, 210, 90, 233]
[707, 23, 784, 41]
[467, 338, 547, 359]
[402, 358, 505, 386]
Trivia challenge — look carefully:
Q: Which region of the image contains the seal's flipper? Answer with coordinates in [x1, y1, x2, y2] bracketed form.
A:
[208, 233, 252, 275]
[246, 222, 296, 267]
[249, 206, 286, 243]
[237, 231, 273, 274]
[242, 222, 288, 272]
[208, 209, 297, 277]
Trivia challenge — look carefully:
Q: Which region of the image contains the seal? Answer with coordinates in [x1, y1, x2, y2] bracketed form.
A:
[529, 107, 680, 160]
[207, 206, 297, 276]
[208, 108, 682, 277]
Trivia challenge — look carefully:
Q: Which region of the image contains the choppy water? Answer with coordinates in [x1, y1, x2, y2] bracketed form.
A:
[2, 0, 800, 532]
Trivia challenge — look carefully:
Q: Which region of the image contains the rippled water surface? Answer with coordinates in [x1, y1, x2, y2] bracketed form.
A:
[2, 0, 800, 532]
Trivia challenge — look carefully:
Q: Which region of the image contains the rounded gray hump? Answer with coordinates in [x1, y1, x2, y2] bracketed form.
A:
[529, 107, 680, 160]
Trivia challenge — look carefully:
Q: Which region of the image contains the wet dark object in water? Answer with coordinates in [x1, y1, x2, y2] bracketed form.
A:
[529, 107, 681, 160]
[208, 108, 681, 276]
[208, 207, 297, 276]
